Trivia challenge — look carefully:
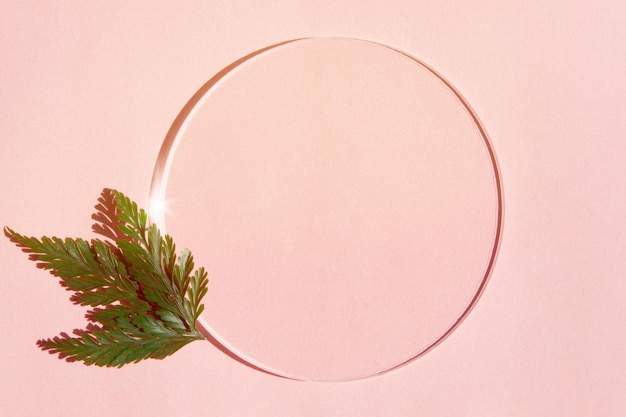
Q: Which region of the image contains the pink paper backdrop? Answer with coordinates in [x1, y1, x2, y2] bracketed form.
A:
[1, 1, 625, 416]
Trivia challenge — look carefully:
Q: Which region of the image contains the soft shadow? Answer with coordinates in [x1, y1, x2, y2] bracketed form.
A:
[195, 320, 287, 378]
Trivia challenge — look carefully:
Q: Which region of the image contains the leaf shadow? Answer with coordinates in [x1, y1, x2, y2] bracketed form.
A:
[91, 188, 129, 246]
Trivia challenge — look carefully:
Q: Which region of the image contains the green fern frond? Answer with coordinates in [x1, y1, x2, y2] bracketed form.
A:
[4, 188, 208, 367]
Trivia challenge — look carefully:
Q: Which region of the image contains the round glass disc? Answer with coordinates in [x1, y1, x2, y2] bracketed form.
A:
[150, 38, 502, 381]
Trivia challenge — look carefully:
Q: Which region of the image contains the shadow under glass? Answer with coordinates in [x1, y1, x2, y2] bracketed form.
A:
[151, 38, 502, 381]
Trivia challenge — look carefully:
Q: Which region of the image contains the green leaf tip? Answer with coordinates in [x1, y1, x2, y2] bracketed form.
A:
[5, 188, 208, 367]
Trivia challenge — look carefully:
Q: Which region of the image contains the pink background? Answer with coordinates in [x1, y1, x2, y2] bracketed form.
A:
[1, 1, 625, 415]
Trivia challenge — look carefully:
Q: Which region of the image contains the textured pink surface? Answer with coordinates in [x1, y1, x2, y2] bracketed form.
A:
[2, 1, 625, 416]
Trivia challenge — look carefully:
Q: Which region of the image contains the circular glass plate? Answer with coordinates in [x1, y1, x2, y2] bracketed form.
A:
[150, 38, 502, 381]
